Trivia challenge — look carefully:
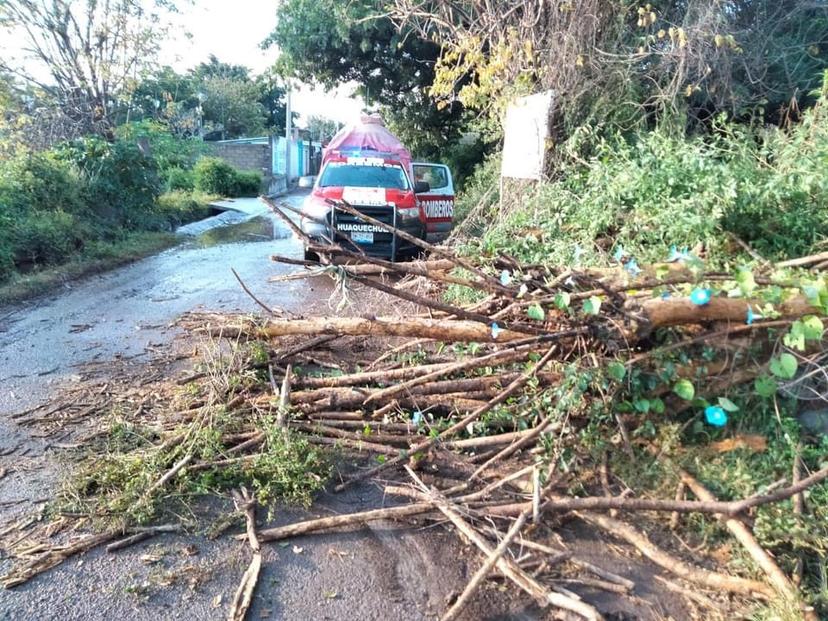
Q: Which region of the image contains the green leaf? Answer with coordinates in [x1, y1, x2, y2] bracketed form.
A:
[672, 379, 695, 401]
[802, 315, 824, 340]
[633, 398, 650, 413]
[527, 303, 545, 321]
[717, 397, 739, 412]
[650, 397, 665, 414]
[784, 323, 806, 352]
[554, 292, 571, 310]
[769, 353, 798, 379]
[607, 361, 626, 382]
[754, 375, 777, 398]
[735, 267, 756, 296]
[582, 296, 602, 315]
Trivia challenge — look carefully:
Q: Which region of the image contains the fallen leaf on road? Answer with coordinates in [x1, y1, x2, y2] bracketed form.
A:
[292, 545, 304, 554]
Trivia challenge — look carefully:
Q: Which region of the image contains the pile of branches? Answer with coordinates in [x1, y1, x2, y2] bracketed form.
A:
[2, 198, 827, 620]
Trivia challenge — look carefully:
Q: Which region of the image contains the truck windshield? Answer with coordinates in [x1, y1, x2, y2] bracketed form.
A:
[319, 163, 409, 190]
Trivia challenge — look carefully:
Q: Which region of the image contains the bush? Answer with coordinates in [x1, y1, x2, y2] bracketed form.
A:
[0, 151, 86, 217]
[193, 157, 238, 196]
[233, 170, 262, 196]
[193, 157, 261, 197]
[12, 210, 83, 266]
[57, 137, 162, 229]
[156, 190, 213, 226]
[116, 121, 206, 174]
[164, 167, 195, 192]
[470, 105, 828, 267]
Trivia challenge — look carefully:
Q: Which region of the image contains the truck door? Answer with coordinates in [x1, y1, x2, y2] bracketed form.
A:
[413, 163, 455, 242]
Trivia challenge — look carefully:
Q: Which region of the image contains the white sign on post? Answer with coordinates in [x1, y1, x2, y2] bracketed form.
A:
[500, 90, 555, 180]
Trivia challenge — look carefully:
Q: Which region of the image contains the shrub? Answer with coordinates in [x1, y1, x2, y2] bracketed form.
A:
[116, 121, 206, 174]
[470, 106, 828, 267]
[193, 157, 261, 197]
[56, 137, 162, 229]
[164, 167, 195, 192]
[156, 190, 212, 226]
[12, 210, 83, 266]
[0, 151, 85, 217]
[233, 170, 262, 196]
[193, 157, 238, 196]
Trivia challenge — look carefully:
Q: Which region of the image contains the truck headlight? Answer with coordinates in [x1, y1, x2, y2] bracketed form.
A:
[302, 196, 330, 220]
[397, 207, 420, 222]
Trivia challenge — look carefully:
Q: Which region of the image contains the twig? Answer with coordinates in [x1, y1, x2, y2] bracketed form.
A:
[405, 468, 603, 621]
[277, 364, 292, 427]
[576, 510, 774, 598]
[442, 512, 530, 621]
[229, 489, 262, 621]
[141, 454, 193, 502]
[335, 345, 559, 491]
[679, 470, 804, 608]
[231, 268, 276, 316]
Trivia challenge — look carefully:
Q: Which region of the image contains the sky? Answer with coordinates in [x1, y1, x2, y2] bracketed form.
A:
[1, 0, 366, 127]
[161, 1, 366, 126]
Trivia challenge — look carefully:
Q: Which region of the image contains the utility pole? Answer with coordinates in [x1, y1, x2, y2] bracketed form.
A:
[285, 87, 292, 186]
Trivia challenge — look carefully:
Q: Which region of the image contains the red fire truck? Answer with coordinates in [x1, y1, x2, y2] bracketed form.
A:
[299, 116, 454, 261]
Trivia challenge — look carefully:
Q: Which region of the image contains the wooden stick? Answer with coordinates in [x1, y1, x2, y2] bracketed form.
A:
[254, 503, 437, 542]
[332, 200, 506, 291]
[2, 531, 118, 588]
[406, 469, 602, 621]
[576, 511, 773, 598]
[334, 345, 559, 491]
[141, 454, 193, 502]
[470, 418, 552, 480]
[679, 471, 803, 606]
[228, 489, 262, 621]
[442, 512, 530, 621]
[259, 316, 534, 343]
[776, 251, 828, 268]
[363, 334, 576, 405]
[106, 524, 183, 552]
[277, 364, 292, 427]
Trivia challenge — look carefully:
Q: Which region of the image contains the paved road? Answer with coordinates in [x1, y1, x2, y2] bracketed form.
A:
[0, 191, 533, 621]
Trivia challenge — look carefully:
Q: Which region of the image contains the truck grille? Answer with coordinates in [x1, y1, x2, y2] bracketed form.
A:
[330, 205, 398, 259]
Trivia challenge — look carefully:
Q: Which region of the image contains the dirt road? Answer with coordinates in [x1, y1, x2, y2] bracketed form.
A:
[0, 192, 537, 621]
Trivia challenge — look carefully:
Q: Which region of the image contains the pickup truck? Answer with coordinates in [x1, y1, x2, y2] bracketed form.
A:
[299, 117, 455, 262]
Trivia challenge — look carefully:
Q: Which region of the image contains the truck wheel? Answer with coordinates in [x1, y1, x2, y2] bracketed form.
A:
[303, 248, 320, 263]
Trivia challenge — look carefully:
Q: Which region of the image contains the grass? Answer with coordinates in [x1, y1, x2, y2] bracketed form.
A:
[0, 231, 180, 305]
[56, 337, 330, 530]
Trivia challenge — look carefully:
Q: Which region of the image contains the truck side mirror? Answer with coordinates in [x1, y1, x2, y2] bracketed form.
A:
[414, 180, 430, 194]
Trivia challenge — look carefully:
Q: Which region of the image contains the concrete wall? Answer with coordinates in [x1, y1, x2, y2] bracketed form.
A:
[208, 142, 272, 179]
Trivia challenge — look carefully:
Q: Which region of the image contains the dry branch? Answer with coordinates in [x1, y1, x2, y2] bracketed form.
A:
[680, 471, 805, 609]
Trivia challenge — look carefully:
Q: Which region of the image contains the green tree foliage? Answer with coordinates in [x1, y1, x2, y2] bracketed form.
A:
[392, 0, 828, 134]
[199, 76, 267, 140]
[126, 57, 286, 140]
[304, 115, 342, 143]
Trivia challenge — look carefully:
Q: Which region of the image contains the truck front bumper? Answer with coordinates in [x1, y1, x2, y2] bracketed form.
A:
[301, 205, 424, 261]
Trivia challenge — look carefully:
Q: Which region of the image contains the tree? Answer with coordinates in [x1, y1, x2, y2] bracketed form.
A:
[304, 115, 342, 143]
[191, 54, 252, 82]
[265, 0, 468, 155]
[389, 0, 828, 132]
[200, 76, 266, 140]
[256, 70, 288, 134]
[0, 0, 178, 134]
